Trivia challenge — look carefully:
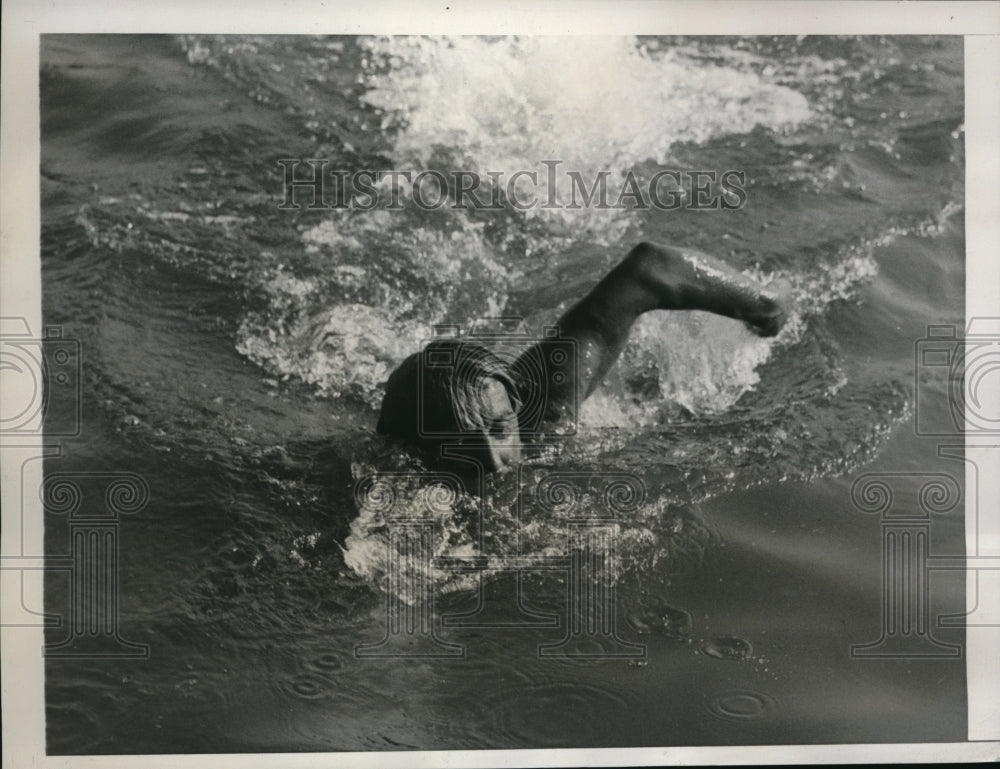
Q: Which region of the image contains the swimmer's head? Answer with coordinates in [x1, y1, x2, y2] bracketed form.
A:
[377, 339, 523, 473]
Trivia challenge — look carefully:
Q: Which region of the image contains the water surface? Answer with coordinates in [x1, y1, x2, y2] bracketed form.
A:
[41, 34, 966, 752]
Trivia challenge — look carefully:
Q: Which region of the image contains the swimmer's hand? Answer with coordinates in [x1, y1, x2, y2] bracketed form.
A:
[744, 278, 793, 338]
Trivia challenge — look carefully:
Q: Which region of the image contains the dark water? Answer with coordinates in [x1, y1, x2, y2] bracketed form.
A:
[41, 35, 966, 753]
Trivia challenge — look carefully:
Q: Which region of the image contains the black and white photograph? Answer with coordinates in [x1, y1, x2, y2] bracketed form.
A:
[2, 1, 999, 766]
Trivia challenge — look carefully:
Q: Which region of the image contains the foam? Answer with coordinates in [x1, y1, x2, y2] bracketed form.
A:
[360, 36, 812, 242]
[339, 465, 716, 599]
[236, 38, 817, 408]
[230, 37, 946, 425]
[361, 36, 813, 182]
[578, 232, 884, 423]
[235, 208, 512, 407]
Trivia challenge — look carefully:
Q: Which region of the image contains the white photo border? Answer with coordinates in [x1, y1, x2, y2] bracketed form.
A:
[3, 1, 998, 766]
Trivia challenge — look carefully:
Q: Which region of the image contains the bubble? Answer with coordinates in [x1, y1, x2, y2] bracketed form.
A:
[632, 602, 692, 639]
[307, 653, 345, 674]
[486, 682, 628, 747]
[282, 672, 333, 700]
[700, 636, 754, 661]
[705, 689, 777, 721]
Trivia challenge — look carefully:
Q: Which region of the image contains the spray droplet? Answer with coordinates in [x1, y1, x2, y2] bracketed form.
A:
[701, 636, 753, 661]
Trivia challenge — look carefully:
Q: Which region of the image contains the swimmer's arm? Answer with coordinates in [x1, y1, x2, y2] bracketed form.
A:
[515, 242, 787, 422]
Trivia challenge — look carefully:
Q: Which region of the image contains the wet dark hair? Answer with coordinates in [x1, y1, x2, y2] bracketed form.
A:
[376, 339, 522, 447]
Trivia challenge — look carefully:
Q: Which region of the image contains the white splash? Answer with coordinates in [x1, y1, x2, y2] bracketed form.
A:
[361, 36, 813, 183]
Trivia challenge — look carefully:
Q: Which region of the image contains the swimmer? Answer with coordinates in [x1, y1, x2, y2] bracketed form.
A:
[377, 241, 788, 474]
